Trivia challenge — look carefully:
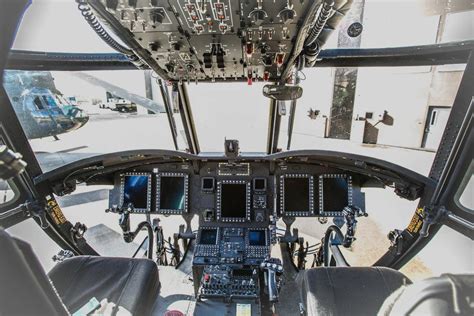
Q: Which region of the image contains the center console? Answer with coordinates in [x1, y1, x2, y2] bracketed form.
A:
[191, 165, 275, 301]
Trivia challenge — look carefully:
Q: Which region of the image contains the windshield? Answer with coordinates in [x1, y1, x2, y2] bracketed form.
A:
[4, 69, 179, 172]
[190, 82, 269, 153]
[276, 65, 468, 175]
[5, 0, 473, 176]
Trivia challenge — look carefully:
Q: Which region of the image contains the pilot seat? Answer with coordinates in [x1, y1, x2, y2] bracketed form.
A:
[0, 229, 159, 315]
[298, 266, 474, 316]
[297, 267, 410, 315]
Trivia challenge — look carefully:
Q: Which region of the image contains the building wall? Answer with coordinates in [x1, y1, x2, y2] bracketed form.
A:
[350, 67, 433, 148]
[348, 5, 472, 150]
[428, 69, 465, 107]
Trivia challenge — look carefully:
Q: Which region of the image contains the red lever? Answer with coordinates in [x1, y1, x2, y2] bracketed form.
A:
[246, 42, 253, 57]
[263, 70, 270, 81]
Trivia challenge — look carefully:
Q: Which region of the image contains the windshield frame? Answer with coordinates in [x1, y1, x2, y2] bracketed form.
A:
[2, 0, 473, 274]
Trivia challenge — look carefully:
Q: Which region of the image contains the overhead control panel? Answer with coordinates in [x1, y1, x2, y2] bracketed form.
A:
[96, 0, 315, 83]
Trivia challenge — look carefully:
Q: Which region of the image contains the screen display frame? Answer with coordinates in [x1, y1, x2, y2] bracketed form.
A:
[247, 229, 268, 247]
[198, 228, 219, 245]
[120, 173, 152, 213]
[280, 174, 315, 217]
[156, 172, 189, 214]
[216, 180, 251, 222]
[319, 174, 352, 216]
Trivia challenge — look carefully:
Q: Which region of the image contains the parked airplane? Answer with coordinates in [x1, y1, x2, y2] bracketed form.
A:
[71, 72, 164, 114]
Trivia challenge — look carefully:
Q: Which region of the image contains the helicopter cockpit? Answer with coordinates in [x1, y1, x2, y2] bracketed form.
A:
[0, 0, 473, 316]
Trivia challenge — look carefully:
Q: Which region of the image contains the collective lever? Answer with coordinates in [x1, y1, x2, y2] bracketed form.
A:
[113, 204, 154, 260]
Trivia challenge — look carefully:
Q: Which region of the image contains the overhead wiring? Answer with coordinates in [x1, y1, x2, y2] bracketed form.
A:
[76, 0, 135, 57]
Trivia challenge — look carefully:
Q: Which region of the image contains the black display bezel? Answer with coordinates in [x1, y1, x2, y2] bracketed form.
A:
[216, 180, 251, 222]
[156, 172, 189, 214]
[201, 177, 215, 192]
[253, 177, 267, 191]
[279, 174, 315, 217]
[319, 174, 353, 216]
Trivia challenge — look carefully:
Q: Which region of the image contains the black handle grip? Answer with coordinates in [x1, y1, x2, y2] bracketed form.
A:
[267, 269, 278, 302]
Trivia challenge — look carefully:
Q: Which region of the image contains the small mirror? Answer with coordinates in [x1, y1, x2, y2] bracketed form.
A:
[263, 84, 303, 101]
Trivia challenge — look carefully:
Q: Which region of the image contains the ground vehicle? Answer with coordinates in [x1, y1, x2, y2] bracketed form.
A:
[103, 92, 137, 113]
[0, 0, 473, 315]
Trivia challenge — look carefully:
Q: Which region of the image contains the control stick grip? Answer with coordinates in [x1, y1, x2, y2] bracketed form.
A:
[260, 259, 283, 303]
[267, 269, 278, 302]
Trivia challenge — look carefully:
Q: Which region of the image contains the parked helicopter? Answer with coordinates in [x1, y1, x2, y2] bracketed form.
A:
[3, 70, 89, 140]
[3, 70, 165, 140]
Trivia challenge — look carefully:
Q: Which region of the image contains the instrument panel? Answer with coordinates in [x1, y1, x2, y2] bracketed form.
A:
[109, 162, 362, 219]
[107, 161, 365, 269]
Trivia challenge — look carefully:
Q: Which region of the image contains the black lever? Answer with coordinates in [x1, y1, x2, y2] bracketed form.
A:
[342, 205, 367, 247]
[153, 218, 168, 265]
[119, 209, 131, 235]
[297, 238, 308, 270]
[113, 204, 154, 260]
[260, 258, 283, 303]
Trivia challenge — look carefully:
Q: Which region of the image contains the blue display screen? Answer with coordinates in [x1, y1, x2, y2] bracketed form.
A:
[199, 229, 218, 245]
[249, 230, 266, 246]
[159, 176, 185, 210]
[123, 175, 149, 209]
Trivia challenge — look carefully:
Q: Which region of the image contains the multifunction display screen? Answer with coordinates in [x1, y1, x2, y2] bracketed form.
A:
[221, 183, 247, 218]
[284, 177, 310, 213]
[248, 230, 266, 246]
[199, 229, 218, 245]
[123, 175, 149, 210]
[322, 177, 349, 212]
[159, 176, 186, 211]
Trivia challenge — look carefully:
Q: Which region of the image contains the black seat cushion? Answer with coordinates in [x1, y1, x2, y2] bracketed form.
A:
[379, 274, 474, 316]
[298, 267, 411, 316]
[48, 256, 159, 315]
[0, 229, 68, 316]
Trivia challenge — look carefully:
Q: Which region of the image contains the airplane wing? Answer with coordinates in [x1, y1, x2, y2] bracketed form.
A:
[71, 72, 165, 113]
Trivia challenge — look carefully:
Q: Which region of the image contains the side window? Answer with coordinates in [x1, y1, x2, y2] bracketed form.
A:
[33, 96, 45, 110]
[42, 95, 56, 108]
[455, 161, 473, 212]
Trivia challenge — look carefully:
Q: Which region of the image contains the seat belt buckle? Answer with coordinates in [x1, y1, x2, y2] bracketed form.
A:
[52, 249, 74, 263]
